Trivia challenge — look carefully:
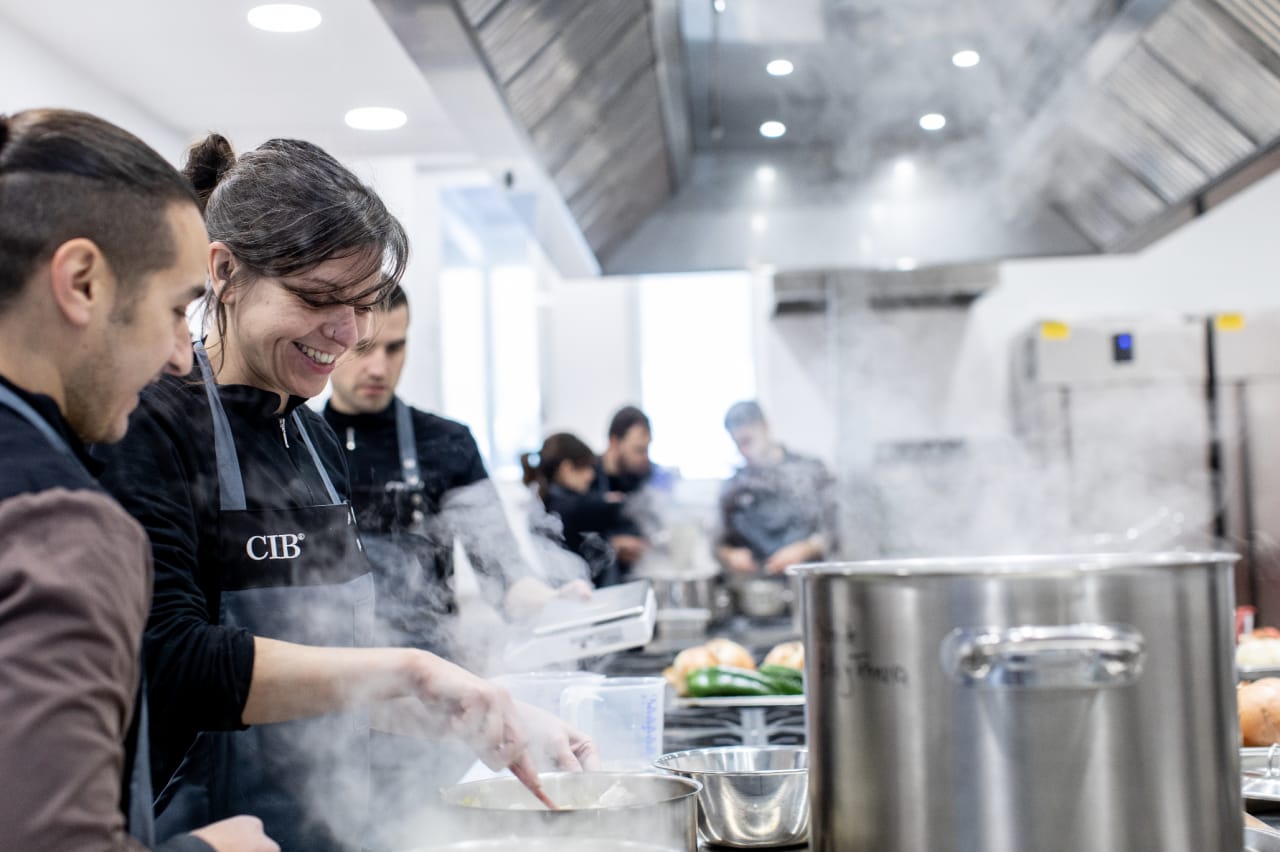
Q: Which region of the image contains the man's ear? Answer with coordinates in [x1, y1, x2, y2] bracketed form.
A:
[47, 238, 111, 328]
[209, 242, 238, 304]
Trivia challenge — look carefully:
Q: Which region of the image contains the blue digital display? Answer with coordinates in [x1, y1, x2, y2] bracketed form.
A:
[1112, 332, 1134, 363]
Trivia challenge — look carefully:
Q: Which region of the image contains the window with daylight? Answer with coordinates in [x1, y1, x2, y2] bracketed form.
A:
[638, 272, 756, 480]
[438, 265, 543, 479]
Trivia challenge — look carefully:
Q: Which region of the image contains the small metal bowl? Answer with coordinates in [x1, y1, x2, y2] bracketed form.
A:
[654, 746, 809, 848]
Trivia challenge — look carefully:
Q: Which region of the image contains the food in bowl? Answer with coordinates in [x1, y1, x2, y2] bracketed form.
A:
[1240, 635, 1280, 668]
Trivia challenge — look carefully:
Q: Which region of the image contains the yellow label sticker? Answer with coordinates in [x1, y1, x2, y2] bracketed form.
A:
[1040, 321, 1070, 341]
[1216, 313, 1245, 332]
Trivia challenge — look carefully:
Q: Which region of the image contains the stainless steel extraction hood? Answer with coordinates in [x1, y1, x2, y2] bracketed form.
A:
[375, 0, 1280, 275]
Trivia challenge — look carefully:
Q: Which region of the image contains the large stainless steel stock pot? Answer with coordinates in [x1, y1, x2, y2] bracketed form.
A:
[791, 552, 1241, 852]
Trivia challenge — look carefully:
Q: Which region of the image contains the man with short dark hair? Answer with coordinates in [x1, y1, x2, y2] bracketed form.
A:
[586, 405, 654, 573]
[323, 286, 581, 652]
[0, 108, 276, 851]
[716, 400, 836, 577]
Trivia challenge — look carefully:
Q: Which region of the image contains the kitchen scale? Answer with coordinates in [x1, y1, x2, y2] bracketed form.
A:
[503, 579, 657, 669]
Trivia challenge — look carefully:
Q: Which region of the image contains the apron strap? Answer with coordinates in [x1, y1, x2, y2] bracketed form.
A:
[126, 677, 154, 846]
[0, 383, 77, 461]
[194, 342, 248, 512]
[292, 410, 341, 505]
[393, 398, 421, 488]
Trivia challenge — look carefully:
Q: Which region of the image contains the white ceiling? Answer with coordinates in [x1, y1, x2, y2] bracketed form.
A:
[0, 0, 472, 162]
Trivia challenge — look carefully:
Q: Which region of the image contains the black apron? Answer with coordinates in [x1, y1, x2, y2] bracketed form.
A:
[153, 345, 376, 850]
[361, 399, 456, 656]
[358, 401, 472, 847]
[0, 384, 157, 847]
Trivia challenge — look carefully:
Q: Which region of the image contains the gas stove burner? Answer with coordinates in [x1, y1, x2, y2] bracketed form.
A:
[664, 705, 805, 752]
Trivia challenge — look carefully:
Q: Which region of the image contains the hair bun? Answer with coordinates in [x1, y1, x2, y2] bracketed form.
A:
[182, 133, 236, 211]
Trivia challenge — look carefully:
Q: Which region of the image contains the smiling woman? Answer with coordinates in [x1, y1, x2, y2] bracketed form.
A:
[92, 133, 586, 851]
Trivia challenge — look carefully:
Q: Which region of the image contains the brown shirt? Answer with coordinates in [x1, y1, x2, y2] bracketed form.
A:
[0, 487, 151, 851]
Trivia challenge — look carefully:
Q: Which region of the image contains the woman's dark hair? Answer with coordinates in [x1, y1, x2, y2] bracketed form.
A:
[521, 432, 596, 502]
[0, 108, 200, 313]
[183, 133, 409, 345]
[608, 405, 651, 440]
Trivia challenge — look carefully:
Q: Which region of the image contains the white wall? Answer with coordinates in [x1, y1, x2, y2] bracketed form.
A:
[949, 165, 1280, 438]
[0, 13, 186, 160]
[749, 268, 837, 465]
[539, 275, 642, 445]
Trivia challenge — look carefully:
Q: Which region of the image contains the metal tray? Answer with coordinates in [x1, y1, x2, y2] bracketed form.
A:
[1248, 826, 1280, 852]
[1240, 666, 1280, 681]
[674, 694, 805, 709]
[1244, 746, 1280, 806]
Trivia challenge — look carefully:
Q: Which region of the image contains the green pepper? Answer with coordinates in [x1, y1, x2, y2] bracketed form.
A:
[686, 666, 778, 697]
[759, 664, 804, 694]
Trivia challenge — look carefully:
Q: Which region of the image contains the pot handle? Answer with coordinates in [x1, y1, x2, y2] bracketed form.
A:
[940, 623, 1146, 689]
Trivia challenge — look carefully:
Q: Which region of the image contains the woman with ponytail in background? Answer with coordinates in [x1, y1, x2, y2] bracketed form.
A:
[96, 134, 593, 850]
[522, 432, 634, 587]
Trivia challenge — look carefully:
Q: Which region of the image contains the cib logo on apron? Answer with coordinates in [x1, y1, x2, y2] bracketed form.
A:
[245, 533, 306, 561]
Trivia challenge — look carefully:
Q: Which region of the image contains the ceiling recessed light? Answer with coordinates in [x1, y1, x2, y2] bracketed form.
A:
[759, 121, 787, 139]
[893, 159, 916, 179]
[766, 59, 794, 77]
[344, 107, 407, 131]
[751, 214, 768, 233]
[247, 4, 322, 33]
[713, 0, 726, 11]
[896, 257, 918, 271]
[755, 165, 777, 183]
[952, 49, 980, 68]
[919, 113, 947, 131]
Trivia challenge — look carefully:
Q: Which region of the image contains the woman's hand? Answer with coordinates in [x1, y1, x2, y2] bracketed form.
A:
[406, 651, 531, 771]
[516, 700, 600, 772]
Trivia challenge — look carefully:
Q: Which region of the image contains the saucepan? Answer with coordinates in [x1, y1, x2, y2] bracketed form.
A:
[406, 840, 683, 852]
[435, 772, 700, 851]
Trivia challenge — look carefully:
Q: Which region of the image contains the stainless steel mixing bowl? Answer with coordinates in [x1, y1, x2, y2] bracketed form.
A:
[654, 746, 809, 848]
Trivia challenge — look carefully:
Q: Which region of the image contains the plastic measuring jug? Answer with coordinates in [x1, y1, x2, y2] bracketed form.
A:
[559, 676, 666, 772]
[492, 671, 606, 717]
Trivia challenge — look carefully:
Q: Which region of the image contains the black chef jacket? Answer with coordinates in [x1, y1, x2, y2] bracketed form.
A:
[95, 366, 351, 792]
[321, 399, 486, 534]
[321, 398, 525, 613]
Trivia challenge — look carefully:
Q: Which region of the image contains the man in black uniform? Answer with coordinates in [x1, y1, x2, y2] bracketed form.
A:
[585, 406, 655, 575]
[323, 285, 576, 657]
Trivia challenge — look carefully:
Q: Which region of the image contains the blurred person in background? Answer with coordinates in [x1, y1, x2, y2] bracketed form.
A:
[715, 400, 837, 577]
[589, 405, 655, 573]
[0, 108, 275, 851]
[323, 284, 587, 659]
[522, 432, 635, 586]
[95, 132, 591, 850]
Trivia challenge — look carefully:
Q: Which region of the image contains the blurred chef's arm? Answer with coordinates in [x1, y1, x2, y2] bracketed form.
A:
[439, 479, 587, 619]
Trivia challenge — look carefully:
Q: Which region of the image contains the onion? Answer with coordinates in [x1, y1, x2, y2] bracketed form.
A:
[1239, 678, 1280, 746]
[763, 641, 804, 670]
[704, 638, 755, 670]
